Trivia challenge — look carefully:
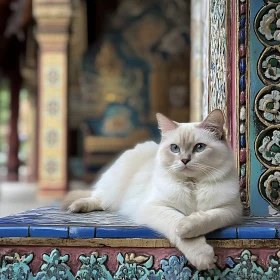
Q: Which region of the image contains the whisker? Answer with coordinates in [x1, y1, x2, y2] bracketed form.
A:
[190, 163, 221, 184]
[192, 163, 225, 178]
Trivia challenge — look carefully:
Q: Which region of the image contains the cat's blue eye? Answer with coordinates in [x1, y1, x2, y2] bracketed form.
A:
[170, 144, 180, 153]
[194, 143, 206, 153]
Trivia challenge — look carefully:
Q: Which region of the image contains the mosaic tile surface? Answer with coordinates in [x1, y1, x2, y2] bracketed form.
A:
[0, 206, 137, 226]
[0, 206, 279, 239]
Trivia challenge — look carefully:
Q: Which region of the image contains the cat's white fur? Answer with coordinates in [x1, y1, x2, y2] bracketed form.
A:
[62, 110, 242, 270]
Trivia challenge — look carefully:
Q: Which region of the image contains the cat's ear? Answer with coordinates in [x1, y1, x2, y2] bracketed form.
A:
[199, 109, 225, 139]
[156, 113, 178, 135]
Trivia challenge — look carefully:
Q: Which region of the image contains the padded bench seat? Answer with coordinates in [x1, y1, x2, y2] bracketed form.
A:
[0, 206, 279, 279]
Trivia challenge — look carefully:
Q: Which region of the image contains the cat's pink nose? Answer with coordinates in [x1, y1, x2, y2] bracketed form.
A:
[181, 158, 191, 165]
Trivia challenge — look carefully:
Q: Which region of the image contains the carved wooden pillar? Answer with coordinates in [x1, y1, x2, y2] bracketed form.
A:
[33, 0, 72, 197]
[189, 0, 210, 122]
[189, 0, 203, 122]
[211, 0, 280, 216]
[234, 0, 280, 216]
[7, 71, 21, 181]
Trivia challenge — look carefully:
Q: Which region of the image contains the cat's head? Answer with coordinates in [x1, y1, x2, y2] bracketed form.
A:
[156, 110, 232, 181]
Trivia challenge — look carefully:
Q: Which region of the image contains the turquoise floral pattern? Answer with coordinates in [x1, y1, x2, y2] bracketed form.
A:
[258, 89, 280, 123]
[35, 249, 74, 280]
[76, 252, 112, 280]
[222, 250, 265, 279]
[265, 251, 280, 279]
[261, 52, 280, 82]
[0, 249, 280, 279]
[114, 253, 156, 280]
[0, 252, 34, 280]
[257, 128, 280, 166]
[160, 255, 192, 279]
[263, 171, 280, 205]
[259, 169, 280, 210]
[257, 4, 280, 44]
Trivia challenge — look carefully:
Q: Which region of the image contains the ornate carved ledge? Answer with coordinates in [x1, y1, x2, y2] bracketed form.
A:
[0, 206, 279, 278]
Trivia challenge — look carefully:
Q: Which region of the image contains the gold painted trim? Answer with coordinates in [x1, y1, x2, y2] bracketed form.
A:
[0, 238, 279, 249]
[0, 238, 172, 248]
[236, 0, 241, 185]
[207, 0, 211, 117]
[246, 0, 251, 209]
[211, 239, 280, 248]
[225, 0, 230, 130]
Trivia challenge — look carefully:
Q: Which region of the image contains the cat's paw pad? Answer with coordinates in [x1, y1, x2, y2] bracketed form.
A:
[176, 213, 203, 238]
[189, 244, 216, 271]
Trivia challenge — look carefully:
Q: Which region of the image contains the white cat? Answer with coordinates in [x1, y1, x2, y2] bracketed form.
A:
[62, 109, 242, 270]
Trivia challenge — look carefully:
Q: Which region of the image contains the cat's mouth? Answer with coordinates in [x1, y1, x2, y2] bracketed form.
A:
[181, 165, 196, 173]
[180, 165, 193, 172]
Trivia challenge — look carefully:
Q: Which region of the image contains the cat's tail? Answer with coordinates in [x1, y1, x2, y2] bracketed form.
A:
[60, 190, 92, 210]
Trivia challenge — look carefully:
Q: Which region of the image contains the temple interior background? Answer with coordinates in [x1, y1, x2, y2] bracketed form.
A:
[0, 0, 209, 215]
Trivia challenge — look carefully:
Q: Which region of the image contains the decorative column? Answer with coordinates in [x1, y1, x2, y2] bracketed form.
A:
[189, 0, 204, 122]
[208, 0, 247, 211]
[232, 0, 280, 216]
[7, 71, 21, 181]
[208, 0, 230, 132]
[246, 0, 280, 216]
[33, 0, 72, 197]
[235, 0, 249, 215]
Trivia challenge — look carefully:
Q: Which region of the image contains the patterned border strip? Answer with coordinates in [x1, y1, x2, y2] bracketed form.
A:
[1, 237, 280, 248]
[2, 248, 280, 279]
[238, 0, 250, 215]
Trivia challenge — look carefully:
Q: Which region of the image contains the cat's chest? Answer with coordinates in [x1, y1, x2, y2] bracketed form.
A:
[192, 183, 222, 210]
[173, 182, 219, 214]
[168, 181, 198, 214]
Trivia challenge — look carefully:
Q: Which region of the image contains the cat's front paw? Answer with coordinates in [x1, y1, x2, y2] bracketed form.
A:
[68, 198, 91, 213]
[176, 211, 205, 238]
[188, 243, 216, 270]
